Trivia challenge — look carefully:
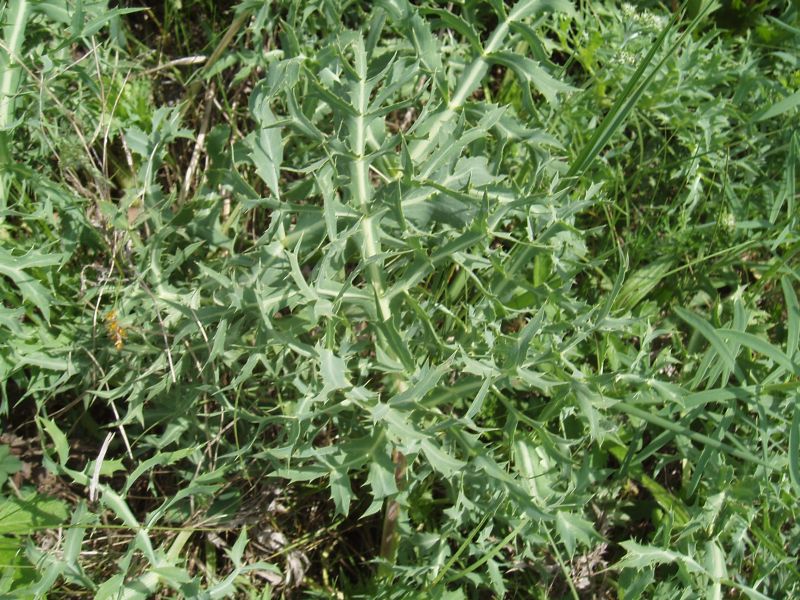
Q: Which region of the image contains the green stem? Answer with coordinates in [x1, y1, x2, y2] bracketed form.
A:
[350, 38, 391, 320]
[408, 4, 514, 164]
[543, 525, 581, 600]
[0, 0, 30, 204]
[444, 516, 530, 584]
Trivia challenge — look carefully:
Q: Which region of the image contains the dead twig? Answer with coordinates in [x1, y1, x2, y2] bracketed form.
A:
[143, 55, 207, 76]
[180, 82, 216, 202]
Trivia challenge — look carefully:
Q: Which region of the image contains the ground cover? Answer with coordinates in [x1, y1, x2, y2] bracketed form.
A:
[1, 0, 799, 597]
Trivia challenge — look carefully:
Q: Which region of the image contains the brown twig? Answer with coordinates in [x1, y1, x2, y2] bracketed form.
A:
[181, 7, 252, 117]
[378, 449, 407, 577]
[180, 82, 216, 202]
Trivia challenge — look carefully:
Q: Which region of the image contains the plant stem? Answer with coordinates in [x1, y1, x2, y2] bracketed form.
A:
[0, 0, 30, 205]
[350, 38, 391, 321]
[408, 5, 513, 164]
[378, 449, 407, 578]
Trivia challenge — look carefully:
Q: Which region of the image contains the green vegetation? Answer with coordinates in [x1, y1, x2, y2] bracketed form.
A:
[1, 0, 799, 597]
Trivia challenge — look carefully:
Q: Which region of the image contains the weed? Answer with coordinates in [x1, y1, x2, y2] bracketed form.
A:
[1, 0, 798, 597]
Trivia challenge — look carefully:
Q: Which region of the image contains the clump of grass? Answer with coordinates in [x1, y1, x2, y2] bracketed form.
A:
[1, 0, 799, 597]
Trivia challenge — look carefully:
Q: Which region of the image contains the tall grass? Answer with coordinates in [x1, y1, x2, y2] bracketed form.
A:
[1, 0, 798, 597]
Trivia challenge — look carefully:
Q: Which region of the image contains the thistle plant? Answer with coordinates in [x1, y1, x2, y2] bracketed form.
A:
[1, 0, 799, 597]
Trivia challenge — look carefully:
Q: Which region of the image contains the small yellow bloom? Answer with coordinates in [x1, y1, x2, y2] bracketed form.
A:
[105, 310, 127, 350]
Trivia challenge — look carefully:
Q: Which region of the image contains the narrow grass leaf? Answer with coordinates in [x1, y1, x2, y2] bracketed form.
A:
[782, 276, 799, 359]
[718, 329, 797, 376]
[755, 89, 800, 122]
[675, 307, 742, 381]
[790, 402, 800, 496]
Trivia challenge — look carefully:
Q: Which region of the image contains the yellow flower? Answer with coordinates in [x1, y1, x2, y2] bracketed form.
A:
[105, 310, 127, 350]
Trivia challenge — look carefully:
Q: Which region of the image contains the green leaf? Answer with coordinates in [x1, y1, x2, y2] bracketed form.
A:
[735, 584, 774, 600]
[249, 104, 283, 200]
[373, 318, 416, 371]
[63, 502, 91, 567]
[0, 445, 22, 488]
[617, 567, 654, 600]
[614, 257, 673, 312]
[19, 351, 69, 371]
[573, 382, 603, 442]
[782, 276, 799, 360]
[87, 458, 126, 478]
[124, 447, 196, 495]
[488, 51, 573, 106]
[101, 487, 142, 531]
[95, 575, 126, 600]
[419, 8, 482, 52]
[372, 403, 425, 440]
[0, 535, 36, 592]
[39, 417, 69, 466]
[408, 11, 442, 76]
[228, 527, 248, 567]
[389, 358, 453, 407]
[330, 467, 354, 516]
[507, 0, 574, 21]
[566, 10, 680, 178]
[367, 454, 398, 500]
[616, 541, 706, 575]
[718, 328, 797, 376]
[555, 511, 599, 556]
[0, 247, 64, 322]
[79, 7, 141, 37]
[675, 307, 743, 381]
[465, 376, 493, 422]
[704, 541, 727, 596]
[0, 493, 68, 534]
[420, 439, 464, 476]
[209, 318, 228, 362]
[319, 347, 351, 391]
[790, 402, 800, 496]
[755, 89, 800, 122]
